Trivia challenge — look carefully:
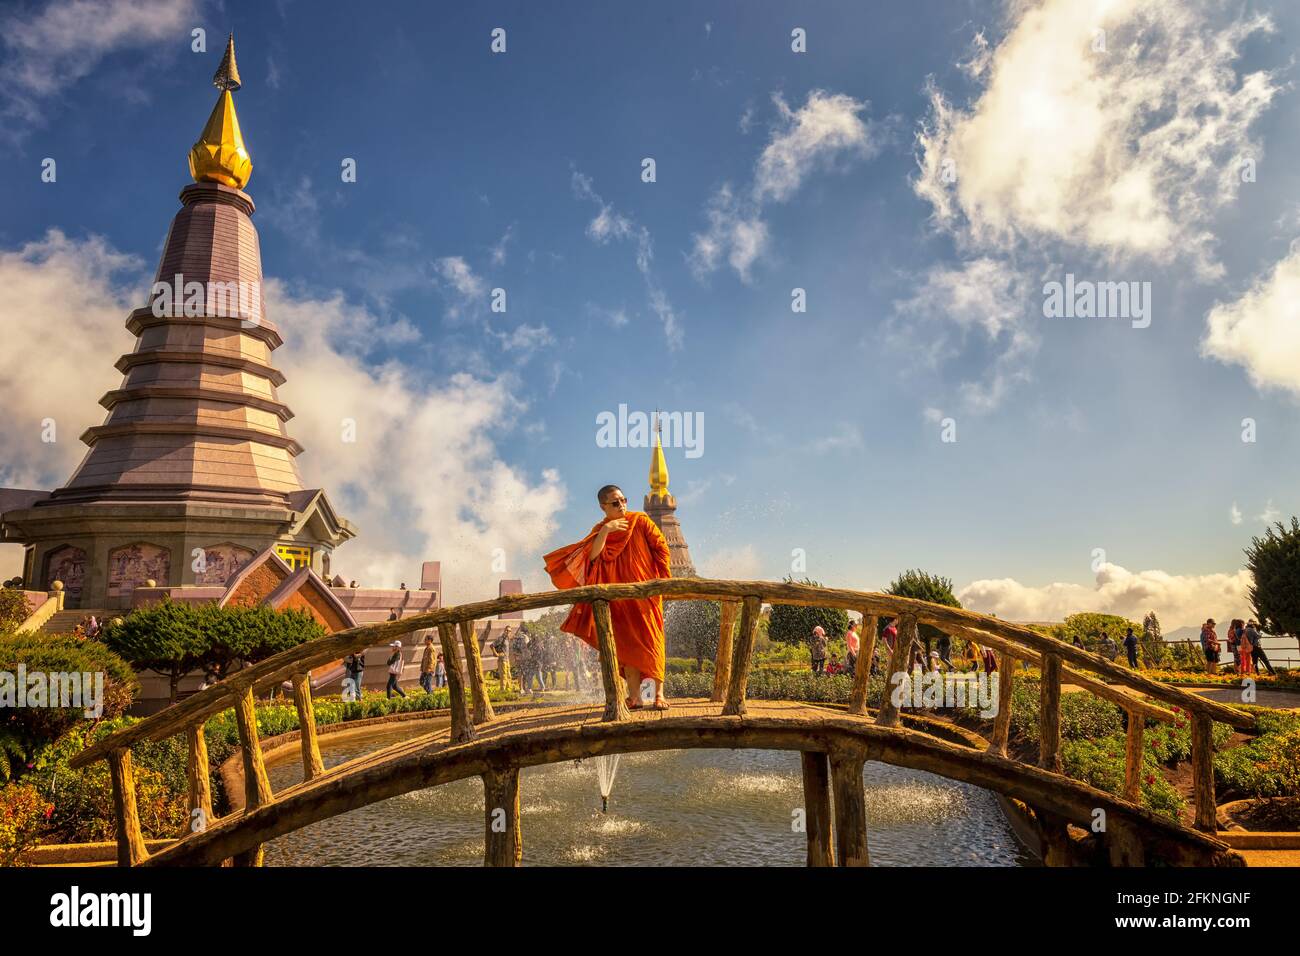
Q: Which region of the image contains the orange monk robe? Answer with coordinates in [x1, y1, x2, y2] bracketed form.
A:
[543, 511, 672, 683]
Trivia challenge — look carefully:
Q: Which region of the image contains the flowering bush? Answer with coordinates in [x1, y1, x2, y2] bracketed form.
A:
[0, 783, 53, 866]
[1062, 736, 1185, 822]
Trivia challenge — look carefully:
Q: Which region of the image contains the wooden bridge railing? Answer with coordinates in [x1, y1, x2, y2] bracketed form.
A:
[70, 578, 1255, 867]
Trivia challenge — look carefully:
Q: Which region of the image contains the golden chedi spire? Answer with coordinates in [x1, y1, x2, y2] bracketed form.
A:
[649, 411, 670, 498]
[188, 33, 253, 189]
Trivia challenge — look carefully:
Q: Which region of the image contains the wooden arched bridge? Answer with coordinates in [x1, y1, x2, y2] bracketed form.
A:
[71, 579, 1256, 867]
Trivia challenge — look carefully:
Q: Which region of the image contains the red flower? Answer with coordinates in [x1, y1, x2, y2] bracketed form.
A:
[43, 805, 53, 820]
[1145, 774, 1155, 785]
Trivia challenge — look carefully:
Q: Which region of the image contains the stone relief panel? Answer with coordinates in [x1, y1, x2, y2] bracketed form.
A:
[195, 543, 255, 586]
[45, 545, 87, 598]
[107, 543, 171, 600]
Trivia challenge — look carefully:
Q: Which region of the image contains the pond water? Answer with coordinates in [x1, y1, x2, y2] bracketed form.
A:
[263, 721, 1039, 867]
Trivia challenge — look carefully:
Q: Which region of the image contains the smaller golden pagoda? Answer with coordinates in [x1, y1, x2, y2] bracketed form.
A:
[644, 413, 696, 577]
[188, 33, 253, 189]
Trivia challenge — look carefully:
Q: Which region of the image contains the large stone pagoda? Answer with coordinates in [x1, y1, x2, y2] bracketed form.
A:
[0, 36, 355, 610]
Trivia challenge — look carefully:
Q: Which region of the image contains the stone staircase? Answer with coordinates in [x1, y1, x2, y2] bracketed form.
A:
[43, 609, 113, 635]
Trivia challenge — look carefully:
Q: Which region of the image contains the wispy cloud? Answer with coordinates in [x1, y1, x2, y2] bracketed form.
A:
[0, 0, 201, 138]
[571, 170, 683, 349]
[690, 90, 882, 283]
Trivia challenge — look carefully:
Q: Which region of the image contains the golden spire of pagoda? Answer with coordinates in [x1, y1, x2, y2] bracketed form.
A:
[188, 33, 253, 189]
[649, 411, 670, 498]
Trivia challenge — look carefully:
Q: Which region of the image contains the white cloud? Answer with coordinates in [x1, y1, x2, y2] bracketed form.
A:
[691, 90, 880, 282]
[0, 0, 200, 134]
[269, 280, 567, 600]
[1202, 240, 1300, 396]
[891, 257, 1035, 412]
[1256, 499, 1281, 525]
[754, 91, 880, 203]
[957, 563, 1253, 630]
[0, 230, 140, 492]
[914, 0, 1277, 277]
[0, 232, 568, 603]
[434, 256, 486, 319]
[1230, 502, 1243, 526]
[490, 223, 516, 266]
[488, 322, 555, 357]
[805, 423, 863, 455]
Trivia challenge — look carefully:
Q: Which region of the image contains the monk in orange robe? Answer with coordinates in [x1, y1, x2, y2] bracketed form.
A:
[543, 484, 672, 709]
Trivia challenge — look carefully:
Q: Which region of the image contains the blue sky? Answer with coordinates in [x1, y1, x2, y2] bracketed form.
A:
[2, 0, 1299, 626]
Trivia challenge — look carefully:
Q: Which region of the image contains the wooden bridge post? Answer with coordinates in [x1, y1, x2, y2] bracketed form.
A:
[482, 764, 522, 866]
[1123, 707, 1144, 803]
[291, 673, 326, 781]
[721, 595, 762, 716]
[107, 748, 149, 867]
[847, 613, 878, 716]
[1190, 712, 1217, 832]
[458, 619, 496, 724]
[800, 751, 835, 866]
[185, 722, 215, 834]
[988, 651, 1014, 756]
[1038, 652, 1062, 773]
[710, 600, 739, 703]
[1105, 818, 1146, 867]
[875, 614, 917, 728]
[592, 600, 630, 721]
[437, 623, 475, 743]
[233, 686, 273, 867]
[829, 745, 870, 866]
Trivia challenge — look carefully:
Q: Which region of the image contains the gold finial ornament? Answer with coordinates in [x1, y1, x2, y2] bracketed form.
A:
[649, 411, 670, 497]
[188, 33, 252, 189]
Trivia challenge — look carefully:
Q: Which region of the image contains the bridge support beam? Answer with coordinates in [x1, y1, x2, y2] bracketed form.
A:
[710, 600, 739, 703]
[800, 751, 835, 866]
[876, 614, 917, 728]
[185, 722, 215, 834]
[593, 600, 630, 721]
[829, 747, 870, 866]
[108, 748, 149, 867]
[437, 623, 475, 743]
[1190, 712, 1216, 833]
[988, 651, 1014, 757]
[482, 764, 522, 866]
[232, 687, 273, 867]
[1039, 652, 1062, 773]
[847, 612, 877, 716]
[1106, 819, 1145, 867]
[721, 596, 762, 716]
[459, 620, 496, 724]
[1123, 708, 1143, 803]
[291, 673, 326, 781]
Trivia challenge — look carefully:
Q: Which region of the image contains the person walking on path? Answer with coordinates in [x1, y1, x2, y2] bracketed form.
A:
[386, 641, 407, 698]
[433, 652, 447, 689]
[936, 632, 953, 673]
[809, 626, 829, 675]
[1201, 619, 1221, 675]
[844, 620, 860, 676]
[1245, 621, 1276, 675]
[492, 625, 512, 686]
[345, 650, 365, 699]
[1123, 627, 1139, 669]
[419, 635, 435, 694]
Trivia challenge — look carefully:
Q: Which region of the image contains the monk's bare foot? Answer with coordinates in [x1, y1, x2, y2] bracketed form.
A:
[626, 696, 644, 710]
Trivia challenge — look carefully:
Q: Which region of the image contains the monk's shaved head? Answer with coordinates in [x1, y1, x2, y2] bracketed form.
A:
[597, 484, 623, 504]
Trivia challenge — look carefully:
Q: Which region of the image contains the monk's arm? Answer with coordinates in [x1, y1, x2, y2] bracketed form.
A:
[587, 524, 612, 561]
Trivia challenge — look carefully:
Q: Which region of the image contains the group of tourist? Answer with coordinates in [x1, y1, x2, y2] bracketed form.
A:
[1198, 618, 1275, 676]
[341, 643, 448, 700]
[74, 614, 103, 640]
[807, 617, 999, 678]
[494, 624, 591, 694]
